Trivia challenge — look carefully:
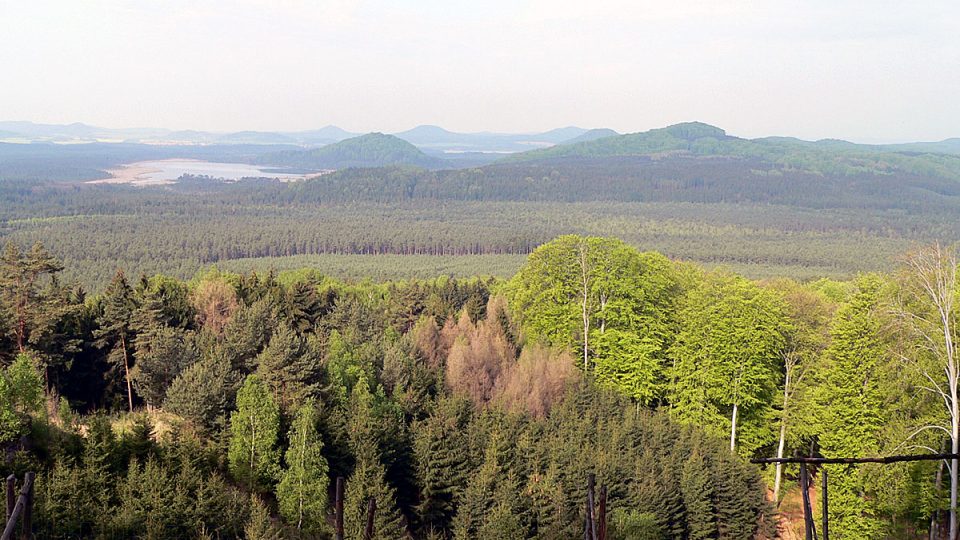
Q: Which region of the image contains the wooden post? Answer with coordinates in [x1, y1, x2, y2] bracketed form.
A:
[19, 472, 32, 540]
[4, 476, 13, 522]
[364, 497, 376, 540]
[800, 463, 813, 540]
[1, 472, 34, 540]
[821, 469, 828, 540]
[584, 474, 594, 540]
[335, 477, 344, 540]
[597, 484, 607, 540]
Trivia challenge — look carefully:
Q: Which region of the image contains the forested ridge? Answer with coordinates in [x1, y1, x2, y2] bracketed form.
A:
[4, 142, 960, 290]
[2, 235, 960, 539]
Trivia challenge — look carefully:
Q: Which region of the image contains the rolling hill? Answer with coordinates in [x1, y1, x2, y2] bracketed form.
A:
[507, 122, 960, 180]
[257, 132, 442, 169]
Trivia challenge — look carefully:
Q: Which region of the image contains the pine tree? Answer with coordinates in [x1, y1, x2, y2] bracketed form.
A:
[0, 241, 64, 354]
[276, 400, 330, 533]
[164, 352, 236, 432]
[254, 323, 321, 411]
[132, 325, 198, 408]
[95, 269, 137, 412]
[228, 375, 281, 491]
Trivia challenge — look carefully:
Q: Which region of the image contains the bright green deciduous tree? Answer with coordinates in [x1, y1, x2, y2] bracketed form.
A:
[0, 353, 45, 443]
[276, 400, 329, 533]
[816, 274, 891, 539]
[593, 329, 662, 407]
[670, 271, 787, 453]
[228, 375, 281, 491]
[509, 235, 679, 372]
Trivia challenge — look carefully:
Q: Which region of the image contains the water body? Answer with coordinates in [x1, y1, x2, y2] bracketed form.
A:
[90, 159, 323, 186]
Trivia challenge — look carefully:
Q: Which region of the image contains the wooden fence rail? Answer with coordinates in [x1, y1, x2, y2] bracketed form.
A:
[751, 454, 960, 540]
[1, 472, 34, 540]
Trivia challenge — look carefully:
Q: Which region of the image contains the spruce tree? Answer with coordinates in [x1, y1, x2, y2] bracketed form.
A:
[413, 397, 470, 533]
[344, 383, 407, 540]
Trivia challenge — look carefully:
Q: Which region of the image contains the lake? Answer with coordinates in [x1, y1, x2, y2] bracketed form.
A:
[89, 159, 324, 186]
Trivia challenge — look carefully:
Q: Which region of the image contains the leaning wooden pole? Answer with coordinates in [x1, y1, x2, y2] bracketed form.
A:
[364, 497, 376, 540]
[1, 472, 34, 540]
[821, 468, 829, 540]
[334, 477, 345, 540]
[19, 472, 31, 540]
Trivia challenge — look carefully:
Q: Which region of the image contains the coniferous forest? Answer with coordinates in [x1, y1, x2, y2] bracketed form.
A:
[1, 232, 959, 539]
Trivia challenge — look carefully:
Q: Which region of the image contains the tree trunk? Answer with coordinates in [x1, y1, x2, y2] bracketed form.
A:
[730, 402, 739, 452]
[774, 369, 791, 502]
[120, 334, 133, 413]
[951, 396, 958, 540]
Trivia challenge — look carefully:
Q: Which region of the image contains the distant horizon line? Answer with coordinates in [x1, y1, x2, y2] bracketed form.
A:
[0, 118, 955, 146]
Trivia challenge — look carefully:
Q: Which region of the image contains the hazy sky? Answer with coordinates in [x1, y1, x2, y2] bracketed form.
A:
[1, 0, 958, 142]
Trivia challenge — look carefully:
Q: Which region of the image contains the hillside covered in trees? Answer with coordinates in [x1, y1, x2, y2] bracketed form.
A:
[4, 121, 960, 290]
[256, 133, 443, 170]
[1, 235, 960, 539]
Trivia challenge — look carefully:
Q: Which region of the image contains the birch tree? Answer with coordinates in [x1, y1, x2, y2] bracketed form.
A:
[228, 375, 281, 491]
[277, 400, 328, 533]
[894, 244, 960, 540]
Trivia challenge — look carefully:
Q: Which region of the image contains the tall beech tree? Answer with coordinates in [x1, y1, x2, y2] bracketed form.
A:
[894, 244, 960, 539]
[766, 278, 835, 502]
[669, 271, 786, 453]
[509, 234, 679, 371]
[816, 274, 892, 538]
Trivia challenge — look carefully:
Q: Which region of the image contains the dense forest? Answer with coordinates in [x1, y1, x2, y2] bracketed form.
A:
[4, 147, 960, 289]
[1, 235, 960, 539]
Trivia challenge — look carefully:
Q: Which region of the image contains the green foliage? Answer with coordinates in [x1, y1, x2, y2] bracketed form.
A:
[669, 271, 787, 453]
[814, 274, 893, 538]
[228, 375, 281, 491]
[276, 400, 329, 533]
[0, 353, 44, 443]
[608, 509, 663, 540]
[509, 235, 679, 372]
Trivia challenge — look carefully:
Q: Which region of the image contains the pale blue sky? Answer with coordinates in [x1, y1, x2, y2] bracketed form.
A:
[1, 0, 958, 142]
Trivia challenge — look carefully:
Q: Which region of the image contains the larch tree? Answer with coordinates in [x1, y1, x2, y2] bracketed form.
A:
[95, 270, 137, 412]
[228, 375, 281, 491]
